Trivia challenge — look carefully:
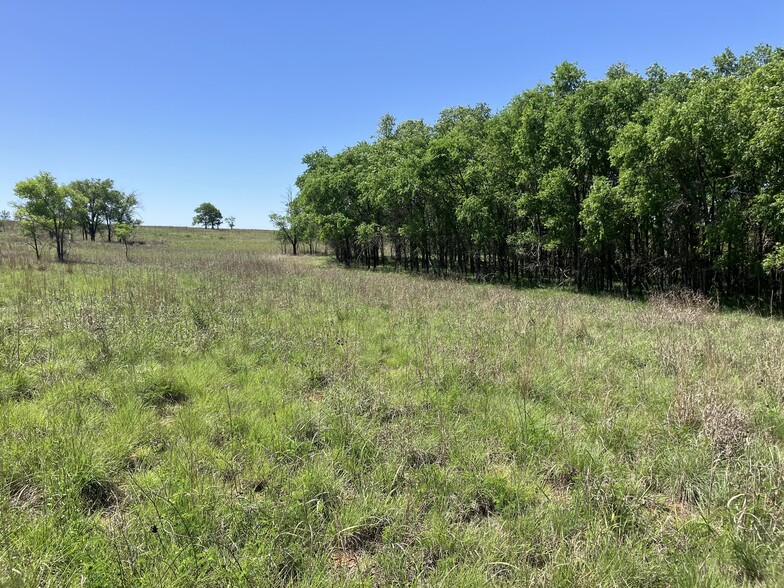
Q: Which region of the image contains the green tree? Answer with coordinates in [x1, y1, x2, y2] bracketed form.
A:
[69, 178, 114, 241]
[114, 220, 141, 260]
[13, 172, 84, 261]
[269, 211, 299, 255]
[290, 43, 784, 309]
[270, 189, 302, 255]
[192, 202, 223, 229]
[365, 117, 432, 270]
[103, 190, 139, 241]
[295, 144, 372, 265]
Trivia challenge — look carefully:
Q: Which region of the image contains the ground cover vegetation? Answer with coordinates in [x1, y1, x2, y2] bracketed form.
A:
[277, 44, 784, 312]
[0, 225, 782, 586]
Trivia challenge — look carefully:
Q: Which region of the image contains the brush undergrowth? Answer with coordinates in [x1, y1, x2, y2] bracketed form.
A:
[0, 226, 782, 586]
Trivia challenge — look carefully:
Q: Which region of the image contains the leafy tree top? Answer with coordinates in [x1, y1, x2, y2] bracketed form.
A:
[192, 202, 223, 229]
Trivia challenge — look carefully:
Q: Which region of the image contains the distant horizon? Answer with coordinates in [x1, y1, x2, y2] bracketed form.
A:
[142, 224, 276, 231]
[1, 218, 278, 232]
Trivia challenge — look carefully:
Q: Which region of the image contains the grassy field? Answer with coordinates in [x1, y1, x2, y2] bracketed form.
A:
[0, 226, 783, 587]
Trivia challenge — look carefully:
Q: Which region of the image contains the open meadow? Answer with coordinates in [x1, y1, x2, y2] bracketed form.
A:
[1, 226, 783, 586]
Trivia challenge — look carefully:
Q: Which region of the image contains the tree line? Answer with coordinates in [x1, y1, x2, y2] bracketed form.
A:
[12, 172, 141, 261]
[277, 44, 784, 309]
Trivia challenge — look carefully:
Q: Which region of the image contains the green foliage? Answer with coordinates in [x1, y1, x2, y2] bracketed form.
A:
[580, 177, 628, 254]
[13, 207, 48, 260]
[11, 173, 141, 259]
[192, 202, 223, 229]
[114, 220, 142, 260]
[13, 171, 85, 261]
[550, 61, 586, 95]
[68, 178, 139, 242]
[269, 189, 314, 256]
[285, 43, 784, 307]
[763, 243, 784, 273]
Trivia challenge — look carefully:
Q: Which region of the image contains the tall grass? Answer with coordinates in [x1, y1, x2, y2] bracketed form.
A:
[0, 225, 782, 586]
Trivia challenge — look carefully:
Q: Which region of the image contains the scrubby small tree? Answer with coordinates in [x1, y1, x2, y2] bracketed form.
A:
[114, 220, 141, 260]
[269, 212, 299, 254]
[225, 216, 236, 229]
[14, 208, 46, 259]
[193, 202, 223, 229]
[270, 188, 309, 255]
[0, 210, 10, 231]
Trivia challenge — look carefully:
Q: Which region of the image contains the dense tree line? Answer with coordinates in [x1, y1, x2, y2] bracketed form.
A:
[279, 45, 784, 308]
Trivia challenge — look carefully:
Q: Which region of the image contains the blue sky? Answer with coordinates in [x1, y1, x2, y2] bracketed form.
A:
[1, 1, 782, 229]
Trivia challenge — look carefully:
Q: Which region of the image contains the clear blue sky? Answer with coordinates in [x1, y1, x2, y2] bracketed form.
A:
[1, 1, 782, 228]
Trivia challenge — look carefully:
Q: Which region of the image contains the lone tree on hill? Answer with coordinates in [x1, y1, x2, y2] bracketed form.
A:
[193, 202, 223, 229]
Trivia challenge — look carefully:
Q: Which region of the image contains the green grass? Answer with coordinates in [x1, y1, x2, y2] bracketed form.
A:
[0, 225, 783, 586]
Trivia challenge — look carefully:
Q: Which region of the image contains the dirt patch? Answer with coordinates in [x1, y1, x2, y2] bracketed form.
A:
[336, 517, 387, 553]
[80, 479, 122, 514]
[248, 479, 268, 493]
[405, 447, 442, 468]
[457, 492, 497, 522]
[544, 463, 579, 491]
[9, 480, 44, 513]
[307, 391, 325, 403]
[308, 370, 333, 391]
[331, 549, 360, 572]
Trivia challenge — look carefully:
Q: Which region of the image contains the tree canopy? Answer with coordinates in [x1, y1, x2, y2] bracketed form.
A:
[13, 172, 84, 261]
[282, 43, 784, 309]
[193, 202, 223, 229]
[68, 178, 139, 242]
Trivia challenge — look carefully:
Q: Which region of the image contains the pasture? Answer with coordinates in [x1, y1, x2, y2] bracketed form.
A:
[0, 226, 782, 586]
